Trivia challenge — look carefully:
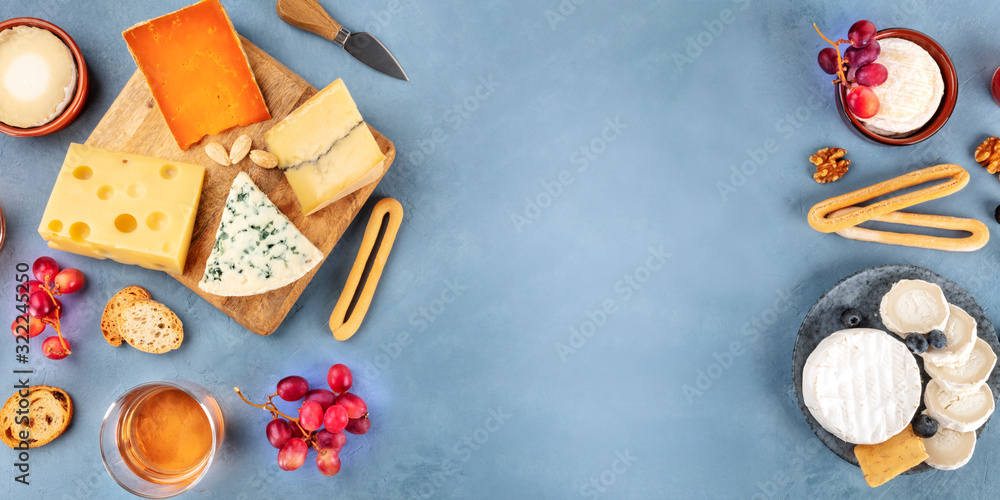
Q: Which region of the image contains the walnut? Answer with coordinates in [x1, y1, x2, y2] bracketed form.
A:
[811, 147, 850, 184]
[974, 136, 1000, 174]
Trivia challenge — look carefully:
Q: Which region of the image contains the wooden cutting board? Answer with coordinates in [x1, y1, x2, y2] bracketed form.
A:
[85, 38, 395, 335]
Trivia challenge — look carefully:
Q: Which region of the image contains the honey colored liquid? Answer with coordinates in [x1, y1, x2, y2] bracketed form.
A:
[119, 387, 213, 482]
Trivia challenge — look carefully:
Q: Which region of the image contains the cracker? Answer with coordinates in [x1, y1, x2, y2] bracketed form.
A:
[854, 424, 928, 487]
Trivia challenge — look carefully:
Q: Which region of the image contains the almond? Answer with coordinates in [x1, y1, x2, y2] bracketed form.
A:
[229, 134, 252, 164]
[205, 142, 230, 166]
[250, 150, 278, 169]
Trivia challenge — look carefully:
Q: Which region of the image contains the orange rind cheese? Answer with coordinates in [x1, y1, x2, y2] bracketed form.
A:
[122, 0, 270, 150]
[854, 425, 928, 488]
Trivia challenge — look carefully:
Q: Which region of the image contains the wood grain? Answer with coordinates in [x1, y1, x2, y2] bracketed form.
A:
[86, 38, 395, 335]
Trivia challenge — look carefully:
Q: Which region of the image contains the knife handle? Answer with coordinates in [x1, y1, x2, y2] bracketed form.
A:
[276, 0, 345, 44]
[329, 198, 404, 341]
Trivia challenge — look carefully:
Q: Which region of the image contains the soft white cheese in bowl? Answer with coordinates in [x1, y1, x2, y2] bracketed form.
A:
[0, 25, 78, 128]
[858, 37, 944, 138]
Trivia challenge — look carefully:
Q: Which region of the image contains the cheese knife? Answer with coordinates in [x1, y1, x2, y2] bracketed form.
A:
[276, 0, 409, 81]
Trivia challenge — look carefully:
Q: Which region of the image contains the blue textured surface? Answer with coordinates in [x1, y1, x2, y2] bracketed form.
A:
[3, 0, 1000, 498]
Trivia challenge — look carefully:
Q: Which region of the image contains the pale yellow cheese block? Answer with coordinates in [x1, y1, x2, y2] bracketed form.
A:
[264, 78, 385, 216]
[37, 143, 204, 274]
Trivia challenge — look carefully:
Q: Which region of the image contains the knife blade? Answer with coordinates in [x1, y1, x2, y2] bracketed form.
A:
[276, 0, 409, 81]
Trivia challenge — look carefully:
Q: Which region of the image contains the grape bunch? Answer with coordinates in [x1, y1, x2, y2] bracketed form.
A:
[815, 20, 888, 119]
[235, 363, 370, 476]
[11, 256, 85, 360]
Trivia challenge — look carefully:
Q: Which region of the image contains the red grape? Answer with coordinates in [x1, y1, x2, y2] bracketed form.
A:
[304, 389, 336, 412]
[42, 336, 70, 360]
[289, 420, 306, 440]
[266, 418, 293, 449]
[327, 364, 353, 393]
[846, 85, 880, 119]
[315, 448, 341, 476]
[315, 429, 346, 451]
[11, 315, 44, 338]
[16, 280, 41, 297]
[345, 416, 371, 435]
[324, 404, 349, 432]
[848, 20, 876, 48]
[28, 290, 55, 319]
[277, 438, 308, 471]
[855, 63, 888, 87]
[817, 47, 839, 75]
[276, 375, 309, 401]
[32, 257, 59, 284]
[843, 39, 880, 68]
[298, 401, 324, 431]
[335, 392, 367, 419]
[54, 268, 85, 294]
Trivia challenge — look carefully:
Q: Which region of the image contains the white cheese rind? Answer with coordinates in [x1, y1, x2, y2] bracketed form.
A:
[858, 37, 944, 137]
[920, 304, 977, 368]
[922, 423, 976, 471]
[198, 172, 323, 297]
[924, 337, 997, 394]
[802, 328, 921, 445]
[879, 279, 950, 337]
[923, 379, 994, 432]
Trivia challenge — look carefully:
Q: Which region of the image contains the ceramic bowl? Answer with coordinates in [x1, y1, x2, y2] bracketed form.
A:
[835, 28, 957, 146]
[0, 17, 89, 137]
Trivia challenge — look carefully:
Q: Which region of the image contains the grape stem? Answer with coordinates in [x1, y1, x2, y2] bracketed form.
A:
[233, 387, 311, 438]
[39, 283, 70, 354]
[813, 23, 849, 87]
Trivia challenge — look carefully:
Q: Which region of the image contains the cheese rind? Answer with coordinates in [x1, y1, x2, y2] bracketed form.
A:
[803, 328, 921, 445]
[264, 79, 385, 215]
[923, 379, 994, 432]
[0, 26, 77, 128]
[920, 304, 977, 368]
[122, 0, 270, 150]
[879, 279, 950, 337]
[37, 143, 204, 274]
[859, 37, 944, 137]
[924, 337, 997, 394]
[198, 172, 323, 296]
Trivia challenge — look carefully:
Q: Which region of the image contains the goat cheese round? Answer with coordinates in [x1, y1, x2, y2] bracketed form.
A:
[923, 379, 994, 432]
[924, 337, 997, 394]
[922, 424, 976, 471]
[858, 38, 944, 137]
[0, 25, 77, 128]
[802, 328, 921, 445]
[880, 279, 950, 337]
[920, 304, 977, 368]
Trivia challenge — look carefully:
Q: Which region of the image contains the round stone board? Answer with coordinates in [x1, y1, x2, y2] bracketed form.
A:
[792, 264, 1000, 474]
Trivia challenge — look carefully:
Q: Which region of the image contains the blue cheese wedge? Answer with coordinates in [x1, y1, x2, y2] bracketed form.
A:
[198, 172, 323, 296]
[858, 38, 944, 137]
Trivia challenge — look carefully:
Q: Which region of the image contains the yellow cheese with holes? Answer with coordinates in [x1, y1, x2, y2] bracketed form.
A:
[37, 143, 205, 274]
[264, 79, 385, 216]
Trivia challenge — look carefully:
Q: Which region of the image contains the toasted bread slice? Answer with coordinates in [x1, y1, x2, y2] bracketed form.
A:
[101, 285, 151, 346]
[117, 300, 183, 354]
[1, 385, 73, 448]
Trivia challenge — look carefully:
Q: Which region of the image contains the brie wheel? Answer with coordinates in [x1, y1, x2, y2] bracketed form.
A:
[920, 304, 977, 368]
[922, 424, 976, 471]
[923, 379, 994, 432]
[858, 37, 945, 137]
[802, 328, 921, 445]
[924, 338, 997, 394]
[879, 279, 949, 337]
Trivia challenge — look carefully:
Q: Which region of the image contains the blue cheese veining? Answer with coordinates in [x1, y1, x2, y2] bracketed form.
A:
[198, 172, 323, 296]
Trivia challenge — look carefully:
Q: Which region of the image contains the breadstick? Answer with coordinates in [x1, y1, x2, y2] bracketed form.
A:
[831, 208, 989, 252]
[329, 198, 404, 341]
[807, 164, 969, 233]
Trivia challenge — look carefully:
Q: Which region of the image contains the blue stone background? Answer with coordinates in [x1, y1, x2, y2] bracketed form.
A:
[2, 0, 999, 498]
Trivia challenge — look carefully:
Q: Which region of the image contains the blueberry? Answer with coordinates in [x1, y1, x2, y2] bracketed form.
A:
[905, 333, 928, 354]
[840, 308, 863, 328]
[927, 330, 948, 350]
[912, 414, 938, 438]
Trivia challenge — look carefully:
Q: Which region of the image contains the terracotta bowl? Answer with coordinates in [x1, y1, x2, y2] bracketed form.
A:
[0, 203, 5, 252]
[0, 17, 89, 137]
[835, 28, 957, 146]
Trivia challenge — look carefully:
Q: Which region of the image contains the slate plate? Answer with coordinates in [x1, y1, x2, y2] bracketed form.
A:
[793, 264, 1000, 474]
